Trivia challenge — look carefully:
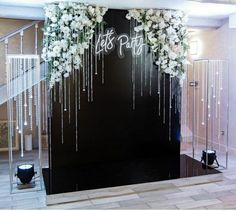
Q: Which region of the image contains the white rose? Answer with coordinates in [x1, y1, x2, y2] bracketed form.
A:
[146, 9, 154, 16]
[53, 46, 61, 56]
[51, 16, 57, 23]
[96, 16, 102, 23]
[64, 72, 69, 78]
[58, 2, 66, 10]
[53, 60, 59, 67]
[82, 42, 89, 49]
[144, 25, 149, 32]
[70, 45, 77, 55]
[66, 65, 72, 73]
[126, 14, 131, 20]
[163, 10, 172, 21]
[159, 21, 166, 29]
[155, 10, 161, 16]
[88, 6, 95, 15]
[79, 48, 85, 54]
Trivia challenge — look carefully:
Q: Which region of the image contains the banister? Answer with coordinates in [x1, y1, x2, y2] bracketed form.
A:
[0, 20, 41, 43]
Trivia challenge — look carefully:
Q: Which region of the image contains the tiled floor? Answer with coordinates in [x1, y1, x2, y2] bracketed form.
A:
[1, 143, 236, 209]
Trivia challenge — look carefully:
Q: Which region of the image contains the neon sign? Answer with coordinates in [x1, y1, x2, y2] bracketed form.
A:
[95, 28, 145, 58]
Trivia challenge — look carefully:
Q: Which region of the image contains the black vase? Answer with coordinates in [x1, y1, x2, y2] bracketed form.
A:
[17, 164, 35, 184]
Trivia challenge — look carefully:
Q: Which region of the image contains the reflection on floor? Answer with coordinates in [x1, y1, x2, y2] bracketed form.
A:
[1, 144, 236, 209]
[43, 155, 220, 195]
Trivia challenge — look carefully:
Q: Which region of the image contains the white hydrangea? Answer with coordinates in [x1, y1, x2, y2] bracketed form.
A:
[127, 8, 189, 85]
[43, 2, 108, 87]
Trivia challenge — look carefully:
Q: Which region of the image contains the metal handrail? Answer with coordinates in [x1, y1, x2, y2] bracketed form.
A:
[0, 20, 41, 42]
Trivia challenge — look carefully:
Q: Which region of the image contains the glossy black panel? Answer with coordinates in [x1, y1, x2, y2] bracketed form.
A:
[44, 9, 216, 195]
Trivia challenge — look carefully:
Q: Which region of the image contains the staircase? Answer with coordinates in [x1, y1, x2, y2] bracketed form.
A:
[0, 20, 46, 105]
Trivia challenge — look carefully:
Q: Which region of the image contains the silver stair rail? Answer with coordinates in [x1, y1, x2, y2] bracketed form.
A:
[0, 20, 40, 42]
[0, 20, 46, 106]
[0, 61, 47, 105]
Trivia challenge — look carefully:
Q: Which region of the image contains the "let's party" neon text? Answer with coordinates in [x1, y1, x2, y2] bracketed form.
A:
[95, 28, 145, 58]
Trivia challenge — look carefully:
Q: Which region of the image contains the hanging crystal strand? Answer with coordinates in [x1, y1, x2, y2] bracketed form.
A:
[87, 46, 90, 102]
[98, 23, 101, 61]
[78, 68, 81, 110]
[16, 58, 19, 131]
[34, 64, 38, 126]
[218, 61, 222, 141]
[19, 60, 24, 157]
[82, 53, 85, 91]
[174, 94, 177, 114]
[207, 61, 212, 150]
[20, 31, 24, 157]
[90, 38, 93, 102]
[50, 87, 53, 118]
[44, 77, 48, 134]
[9, 59, 13, 148]
[209, 61, 213, 149]
[16, 58, 20, 131]
[218, 60, 222, 106]
[42, 80, 45, 131]
[54, 79, 57, 102]
[158, 63, 161, 116]
[64, 77, 67, 111]
[60, 79, 64, 144]
[75, 68, 78, 152]
[68, 72, 71, 123]
[213, 61, 216, 99]
[95, 26, 98, 75]
[169, 77, 172, 141]
[140, 32, 143, 97]
[23, 58, 27, 126]
[8, 58, 13, 164]
[163, 74, 166, 124]
[132, 18, 135, 110]
[149, 51, 153, 96]
[34, 85, 38, 124]
[29, 59, 33, 130]
[201, 61, 205, 126]
[215, 61, 219, 119]
[196, 62, 200, 150]
[85, 51, 88, 91]
[101, 22, 105, 84]
[144, 33, 147, 87]
[10, 58, 15, 138]
[13, 57, 18, 131]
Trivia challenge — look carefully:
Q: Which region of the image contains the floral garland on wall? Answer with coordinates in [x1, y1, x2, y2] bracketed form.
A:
[42, 2, 107, 88]
[126, 9, 189, 84]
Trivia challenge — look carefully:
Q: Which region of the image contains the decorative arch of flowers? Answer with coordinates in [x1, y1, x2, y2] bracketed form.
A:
[42, 2, 107, 88]
[126, 9, 189, 85]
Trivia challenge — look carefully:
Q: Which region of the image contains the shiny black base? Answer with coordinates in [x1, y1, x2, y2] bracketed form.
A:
[43, 154, 221, 195]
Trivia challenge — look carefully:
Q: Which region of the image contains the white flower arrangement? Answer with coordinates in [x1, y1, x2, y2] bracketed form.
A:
[126, 9, 189, 84]
[42, 2, 107, 88]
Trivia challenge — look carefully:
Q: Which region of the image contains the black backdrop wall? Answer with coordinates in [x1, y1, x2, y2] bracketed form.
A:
[47, 9, 181, 194]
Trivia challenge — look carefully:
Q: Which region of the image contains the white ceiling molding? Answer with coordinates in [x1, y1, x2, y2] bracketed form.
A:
[0, 0, 235, 28]
[0, 5, 44, 20]
[189, 0, 236, 5]
[229, 13, 236, 28]
[187, 17, 226, 28]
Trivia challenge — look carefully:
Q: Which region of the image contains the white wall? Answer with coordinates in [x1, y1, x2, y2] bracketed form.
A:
[186, 20, 236, 149]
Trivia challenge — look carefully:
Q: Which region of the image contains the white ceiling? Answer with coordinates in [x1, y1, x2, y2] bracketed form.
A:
[0, 0, 236, 19]
[0, 0, 236, 28]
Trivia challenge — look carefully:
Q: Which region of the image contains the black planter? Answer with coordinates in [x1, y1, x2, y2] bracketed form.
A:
[201, 150, 216, 165]
[16, 164, 35, 184]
